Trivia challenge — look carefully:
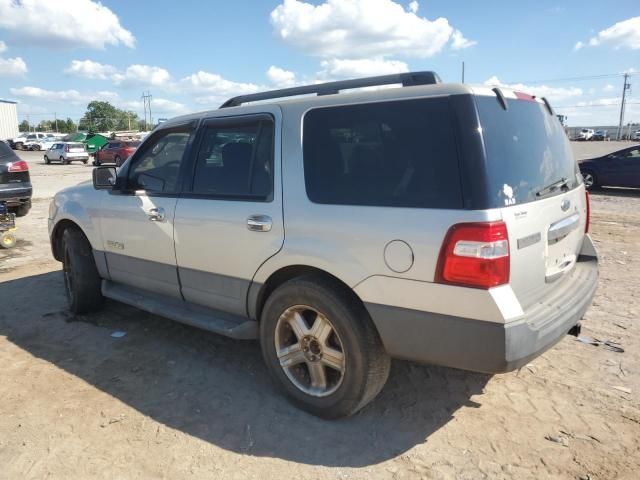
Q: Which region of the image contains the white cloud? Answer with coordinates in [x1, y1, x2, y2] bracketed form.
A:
[484, 76, 583, 103]
[603, 84, 615, 92]
[408, 1, 419, 13]
[577, 16, 640, 50]
[574, 41, 585, 51]
[0, 40, 6, 53]
[0, 0, 135, 49]
[112, 64, 172, 87]
[267, 65, 297, 87]
[317, 58, 408, 80]
[65, 60, 172, 88]
[451, 29, 477, 50]
[270, 0, 474, 58]
[0, 56, 27, 75]
[181, 71, 261, 106]
[65, 59, 118, 80]
[9, 86, 118, 105]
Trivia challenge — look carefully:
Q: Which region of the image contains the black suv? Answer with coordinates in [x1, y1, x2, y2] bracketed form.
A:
[0, 140, 32, 216]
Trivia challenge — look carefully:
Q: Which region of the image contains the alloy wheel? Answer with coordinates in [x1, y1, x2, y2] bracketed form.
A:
[274, 305, 346, 397]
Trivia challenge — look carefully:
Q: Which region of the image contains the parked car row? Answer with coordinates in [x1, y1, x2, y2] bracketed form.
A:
[8, 132, 65, 150]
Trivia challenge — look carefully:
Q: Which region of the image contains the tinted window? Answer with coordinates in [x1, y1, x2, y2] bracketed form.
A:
[192, 118, 274, 199]
[128, 130, 192, 193]
[476, 96, 579, 207]
[303, 98, 462, 209]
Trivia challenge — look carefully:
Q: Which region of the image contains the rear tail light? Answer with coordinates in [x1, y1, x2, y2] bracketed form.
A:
[8, 160, 29, 172]
[585, 190, 591, 233]
[436, 221, 510, 289]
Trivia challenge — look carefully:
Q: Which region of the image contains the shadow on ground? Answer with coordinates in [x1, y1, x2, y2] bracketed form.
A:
[0, 271, 490, 467]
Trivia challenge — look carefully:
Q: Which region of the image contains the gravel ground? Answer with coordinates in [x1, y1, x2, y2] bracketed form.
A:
[0, 144, 638, 479]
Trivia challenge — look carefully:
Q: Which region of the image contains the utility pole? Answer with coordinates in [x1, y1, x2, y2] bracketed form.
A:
[462, 61, 465, 83]
[54, 112, 58, 133]
[141, 91, 153, 131]
[617, 73, 631, 140]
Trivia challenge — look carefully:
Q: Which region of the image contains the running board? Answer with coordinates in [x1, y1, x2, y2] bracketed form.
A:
[102, 280, 258, 340]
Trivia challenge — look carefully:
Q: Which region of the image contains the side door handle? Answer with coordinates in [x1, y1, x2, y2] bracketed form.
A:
[147, 207, 166, 222]
[247, 214, 272, 232]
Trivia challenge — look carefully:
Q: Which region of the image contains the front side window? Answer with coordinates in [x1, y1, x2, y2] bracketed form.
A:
[128, 129, 192, 193]
[303, 98, 463, 209]
[191, 117, 274, 199]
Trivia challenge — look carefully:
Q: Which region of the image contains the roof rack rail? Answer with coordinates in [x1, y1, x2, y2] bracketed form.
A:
[219, 71, 441, 108]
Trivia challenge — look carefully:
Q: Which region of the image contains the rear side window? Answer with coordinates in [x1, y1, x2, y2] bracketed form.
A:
[0, 141, 12, 158]
[191, 117, 274, 200]
[476, 96, 579, 207]
[303, 98, 463, 209]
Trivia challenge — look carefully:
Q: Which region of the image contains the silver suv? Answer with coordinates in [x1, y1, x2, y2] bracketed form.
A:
[48, 72, 598, 418]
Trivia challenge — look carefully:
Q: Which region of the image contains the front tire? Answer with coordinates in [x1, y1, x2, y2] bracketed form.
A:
[582, 170, 598, 190]
[260, 276, 390, 419]
[62, 228, 104, 314]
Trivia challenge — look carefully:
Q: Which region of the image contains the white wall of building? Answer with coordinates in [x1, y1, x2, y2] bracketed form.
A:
[0, 100, 19, 141]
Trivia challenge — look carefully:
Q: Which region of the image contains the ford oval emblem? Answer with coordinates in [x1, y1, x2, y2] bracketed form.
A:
[561, 199, 571, 212]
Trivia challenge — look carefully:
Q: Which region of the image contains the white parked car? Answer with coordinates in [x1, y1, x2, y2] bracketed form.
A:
[577, 129, 595, 141]
[632, 130, 640, 141]
[10, 132, 48, 150]
[44, 142, 89, 164]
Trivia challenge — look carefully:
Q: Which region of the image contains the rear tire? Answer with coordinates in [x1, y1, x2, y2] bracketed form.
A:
[61, 156, 69, 165]
[11, 201, 31, 217]
[61, 228, 104, 314]
[582, 170, 598, 190]
[260, 275, 390, 419]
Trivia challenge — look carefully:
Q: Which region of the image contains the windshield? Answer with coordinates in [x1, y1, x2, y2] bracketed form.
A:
[476, 96, 580, 207]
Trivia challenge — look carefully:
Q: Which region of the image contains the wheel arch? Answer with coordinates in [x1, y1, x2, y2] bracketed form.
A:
[248, 264, 368, 323]
[50, 219, 84, 261]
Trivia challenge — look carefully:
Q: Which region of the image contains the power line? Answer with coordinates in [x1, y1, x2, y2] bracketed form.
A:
[505, 73, 629, 85]
[555, 102, 640, 109]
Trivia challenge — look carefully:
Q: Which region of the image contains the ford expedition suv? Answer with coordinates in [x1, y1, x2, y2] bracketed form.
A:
[48, 72, 598, 419]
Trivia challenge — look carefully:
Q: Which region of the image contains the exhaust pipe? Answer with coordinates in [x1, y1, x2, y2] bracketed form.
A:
[568, 322, 582, 337]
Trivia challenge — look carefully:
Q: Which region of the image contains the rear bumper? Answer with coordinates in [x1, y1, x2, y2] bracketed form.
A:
[366, 236, 599, 374]
[0, 185, 32, 205]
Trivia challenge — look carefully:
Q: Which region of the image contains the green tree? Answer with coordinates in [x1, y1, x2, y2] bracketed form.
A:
[19, 120, 30, 132]
[82, 101, 140, 132]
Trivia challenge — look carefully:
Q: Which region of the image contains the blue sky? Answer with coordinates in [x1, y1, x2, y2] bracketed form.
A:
[0, 0, 638, 127]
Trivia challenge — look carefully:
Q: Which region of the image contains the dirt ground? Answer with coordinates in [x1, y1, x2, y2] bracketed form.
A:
[0, 144, 639, 479]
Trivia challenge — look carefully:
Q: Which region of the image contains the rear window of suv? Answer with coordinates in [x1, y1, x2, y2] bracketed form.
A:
[476, 96, 579, 207]
[303, 97, 463, 209]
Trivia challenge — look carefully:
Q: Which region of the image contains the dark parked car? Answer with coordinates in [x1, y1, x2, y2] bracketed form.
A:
[580, 145, 640, 190]
[93, 140, 140, 166]
[0, 140, 32, 216]
[592, 130, 609, 141]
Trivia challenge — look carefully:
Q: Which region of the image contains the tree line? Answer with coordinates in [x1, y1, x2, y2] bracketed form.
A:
[19, 101, 145, 133]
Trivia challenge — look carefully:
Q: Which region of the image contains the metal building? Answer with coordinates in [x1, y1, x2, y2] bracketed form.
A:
[0, 99, 19, 141]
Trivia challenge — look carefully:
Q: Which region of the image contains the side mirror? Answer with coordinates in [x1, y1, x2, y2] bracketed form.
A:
[93, 166, 117, 190]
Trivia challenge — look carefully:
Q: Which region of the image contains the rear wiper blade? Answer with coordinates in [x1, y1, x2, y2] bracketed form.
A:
[535, 177, 569, 197]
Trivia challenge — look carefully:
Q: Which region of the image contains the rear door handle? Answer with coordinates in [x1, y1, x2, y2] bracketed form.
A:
[147, 207, 166, 222]
[247, 215, 272, 232]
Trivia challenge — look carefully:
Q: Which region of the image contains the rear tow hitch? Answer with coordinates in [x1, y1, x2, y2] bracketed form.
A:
[568, 322, 582, 337]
